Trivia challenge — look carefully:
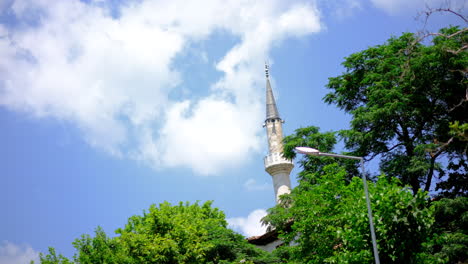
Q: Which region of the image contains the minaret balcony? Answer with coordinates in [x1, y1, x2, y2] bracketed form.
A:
[264, 153, 293, 170]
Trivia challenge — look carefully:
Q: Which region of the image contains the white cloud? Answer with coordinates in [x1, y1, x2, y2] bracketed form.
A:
[0, 0, 322, 174]
[312, 0, 362, 20]
[156, 99, 262, 174]
[244, 178, 270, 191]
[227, 209, 268, 237]
[0, 241, 39, 264]
[334, 0, 362, 18]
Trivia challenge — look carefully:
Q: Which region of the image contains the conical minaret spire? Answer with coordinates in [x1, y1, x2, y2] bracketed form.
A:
[263, 63, 293, 204]
[265, 63, 280, 120]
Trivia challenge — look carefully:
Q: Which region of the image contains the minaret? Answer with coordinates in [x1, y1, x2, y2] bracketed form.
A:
[263, 63, 294, 204]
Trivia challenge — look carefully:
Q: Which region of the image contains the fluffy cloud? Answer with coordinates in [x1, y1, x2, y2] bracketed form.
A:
[227, 209, 268, 237]
[244, 178, 270, 191]
[0, 0, 321, 174]
[0, 241, 39, 264]
[318, 0, 362, 19]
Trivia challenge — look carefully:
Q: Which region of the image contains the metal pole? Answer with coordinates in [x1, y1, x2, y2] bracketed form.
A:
[361, 159, 380, 264]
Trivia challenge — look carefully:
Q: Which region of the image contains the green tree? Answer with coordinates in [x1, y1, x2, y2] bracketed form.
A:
[419, 197, 468, 263]
[265, 127, 439, 263]
[324, 26, 467, 195]
[39, 201, 278, 264]
[265, 163, 435, 263]
[37, 248, 73, 264]
[282, 126, 364, 185]
[71, 227, 131, 263]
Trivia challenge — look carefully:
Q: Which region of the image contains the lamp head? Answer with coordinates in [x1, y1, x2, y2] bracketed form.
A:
[295, 147, 320, 156]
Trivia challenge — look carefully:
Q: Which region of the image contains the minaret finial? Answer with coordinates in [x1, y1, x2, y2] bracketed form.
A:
[265, 61, 269, 78]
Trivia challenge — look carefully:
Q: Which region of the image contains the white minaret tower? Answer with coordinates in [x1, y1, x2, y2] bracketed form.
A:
[263, 63, 294, 204]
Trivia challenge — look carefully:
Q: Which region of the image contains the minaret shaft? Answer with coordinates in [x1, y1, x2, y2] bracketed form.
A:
[266, 119, 284, 153]
[263, 64, 293, 204]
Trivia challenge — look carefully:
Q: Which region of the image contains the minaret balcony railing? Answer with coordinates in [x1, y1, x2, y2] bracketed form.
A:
[264, 152, 293, 168]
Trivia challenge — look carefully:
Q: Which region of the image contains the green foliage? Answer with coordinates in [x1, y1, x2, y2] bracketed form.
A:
[324, 27, 468, 195]
[449, 121, 468, 142]
[419, 197, 468, 263]
[282, 126, 359, 183]
[271, 24, 468, 264]
[264, 164, 436, 263]
[371, 179, 434, 263]
[39, 201, 278, 264]
[37, 248, 73, 264]
[72, 227, 131, 264]
[433, 197, 468, 233]
[282, 126, 337, 160]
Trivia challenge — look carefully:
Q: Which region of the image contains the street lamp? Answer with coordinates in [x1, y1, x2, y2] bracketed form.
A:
[295, 147, 380, 264]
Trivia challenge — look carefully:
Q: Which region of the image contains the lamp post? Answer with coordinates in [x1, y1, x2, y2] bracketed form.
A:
[295, 147, 380, 264]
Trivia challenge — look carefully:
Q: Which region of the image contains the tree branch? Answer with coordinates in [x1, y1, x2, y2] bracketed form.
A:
[424, 156, 437, 192]
[424, 136, 454, 191]
[423, 7, 468, 24]
[449, 87, 468, 112]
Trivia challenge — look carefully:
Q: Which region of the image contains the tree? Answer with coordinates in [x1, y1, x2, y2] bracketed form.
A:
[324, 26, 467, 195]
[419, 197, 468, 263]
[38, 201, 278, 264]
[37, 248, 73, 264]
[265, 164, 436, 263]
[265, 127, 436, 263]
[282, 126, 367, 185]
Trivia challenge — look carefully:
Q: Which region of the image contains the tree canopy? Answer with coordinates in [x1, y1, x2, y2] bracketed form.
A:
[37, 201, 278, 264]
[265, 164, 435, 263]
[265, 127, 467, 263]
[263, 25, 468, 263]
[324, 26, 467, 195]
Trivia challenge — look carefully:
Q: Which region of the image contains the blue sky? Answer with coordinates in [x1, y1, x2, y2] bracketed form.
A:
[0, 0, 465, 262]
